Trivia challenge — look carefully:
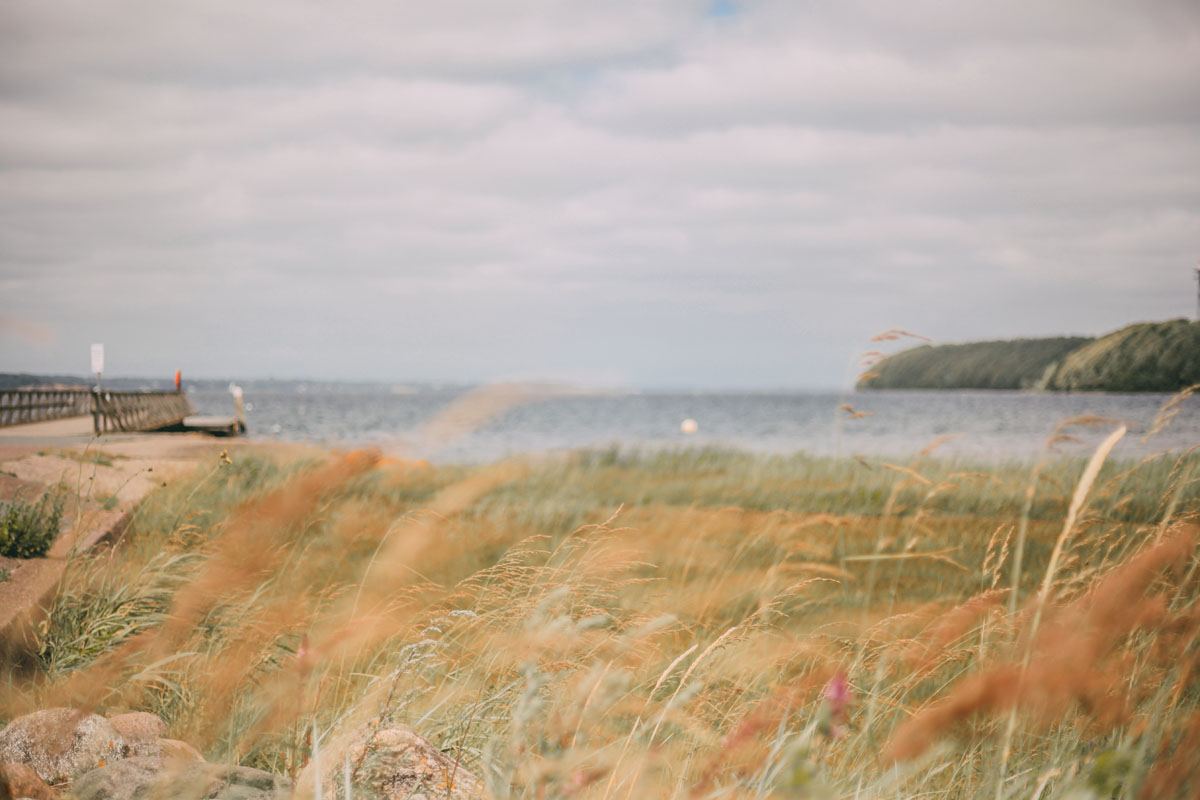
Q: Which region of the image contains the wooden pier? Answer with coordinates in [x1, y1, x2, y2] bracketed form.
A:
[92, 389, 194, 433]
[158, 415, 246, 437]
[0, 388, 242, 436]
[0, 388, 93, 427]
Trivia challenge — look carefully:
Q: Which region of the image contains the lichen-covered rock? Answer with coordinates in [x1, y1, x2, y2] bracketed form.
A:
[1, 762, 59, 800]
[67, 757, 290, 800]
[0, 709, 126, 784]
[296, 723, 487, 799]
[105, 714, 167, 759]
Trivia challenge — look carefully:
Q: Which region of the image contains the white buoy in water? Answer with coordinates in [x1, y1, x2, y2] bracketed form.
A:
[681, 418, 698, 434]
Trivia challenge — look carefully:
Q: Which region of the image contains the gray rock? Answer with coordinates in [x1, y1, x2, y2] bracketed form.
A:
[156, 739, 203, 763]
[0, 709, 126, 784]
[67, 758, 290, 800]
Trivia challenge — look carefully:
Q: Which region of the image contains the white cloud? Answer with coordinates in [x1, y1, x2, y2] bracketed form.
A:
[1, 0, 1197, 385]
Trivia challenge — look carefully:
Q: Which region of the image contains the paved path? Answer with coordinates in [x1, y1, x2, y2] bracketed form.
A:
[0, 415, 97, 440]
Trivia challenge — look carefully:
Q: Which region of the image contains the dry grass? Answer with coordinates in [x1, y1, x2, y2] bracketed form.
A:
[2, 414, 1199, 798]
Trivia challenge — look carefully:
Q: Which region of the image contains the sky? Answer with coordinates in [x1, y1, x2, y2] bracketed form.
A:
[1, 0, 1198, 389]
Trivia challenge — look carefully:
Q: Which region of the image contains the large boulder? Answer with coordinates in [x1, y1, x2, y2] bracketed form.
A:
[103, 713, 204, 764]
[0, 710, 126, 784]
[296, 722, 487, 799]
[1, 762, 59, 799]
[104, 714, 166, 760]
[157, 739, 204, 763]
[67, 758, 290, 800]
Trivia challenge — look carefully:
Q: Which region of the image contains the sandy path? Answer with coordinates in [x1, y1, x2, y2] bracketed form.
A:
[0, 422, 322, 655]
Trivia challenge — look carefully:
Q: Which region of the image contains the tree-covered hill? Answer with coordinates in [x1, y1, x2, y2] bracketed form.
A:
[1044, 319, 1200, 392]
[858, 319, 1200, 392]
[857, 337, 1092, 390]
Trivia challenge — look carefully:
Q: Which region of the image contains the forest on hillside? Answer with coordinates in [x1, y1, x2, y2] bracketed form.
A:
[857, 337, 1091, 390]
[859, 319, 1199, 392]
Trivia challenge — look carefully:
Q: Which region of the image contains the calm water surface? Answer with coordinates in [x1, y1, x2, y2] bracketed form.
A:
[187, 387, 1198, 464]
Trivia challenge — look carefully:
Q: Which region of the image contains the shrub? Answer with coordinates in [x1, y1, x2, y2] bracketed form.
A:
[0, 490, 65, 558]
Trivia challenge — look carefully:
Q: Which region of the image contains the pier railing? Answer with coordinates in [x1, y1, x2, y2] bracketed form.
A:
[0, 388, 93, 427]
[93, 390, 194, 433]
[0, 388, 194, 433]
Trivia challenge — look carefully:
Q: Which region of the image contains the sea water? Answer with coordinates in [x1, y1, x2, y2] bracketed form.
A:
[186, 385, 1198, 464]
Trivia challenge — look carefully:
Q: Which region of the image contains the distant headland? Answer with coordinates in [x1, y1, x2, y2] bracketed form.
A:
[857, 319, 1200, 393]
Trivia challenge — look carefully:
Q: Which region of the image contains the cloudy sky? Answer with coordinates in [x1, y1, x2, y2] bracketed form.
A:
[2, 0, 1197, 388]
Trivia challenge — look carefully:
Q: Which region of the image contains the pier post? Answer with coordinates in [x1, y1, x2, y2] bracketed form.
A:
[231, 384, 246, 433]
[91, 388, 101, 435]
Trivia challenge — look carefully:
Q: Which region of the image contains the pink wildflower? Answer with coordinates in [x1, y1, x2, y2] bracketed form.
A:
[825, 673, 849, 712]
[296, 634, 312, 677]
[818, 672, 851, 739]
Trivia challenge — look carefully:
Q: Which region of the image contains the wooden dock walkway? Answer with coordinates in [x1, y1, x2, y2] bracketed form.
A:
[0, 388, 243, 436]
[161, 415, 246, 437]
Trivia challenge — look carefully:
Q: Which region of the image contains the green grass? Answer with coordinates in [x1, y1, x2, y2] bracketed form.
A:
[5, 439, 1199, 798]
[38, 448, 125, 468]
[0, 488, 64, 558]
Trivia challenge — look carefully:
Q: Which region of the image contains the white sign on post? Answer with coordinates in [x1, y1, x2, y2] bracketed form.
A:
[91, 343, 104, 375]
